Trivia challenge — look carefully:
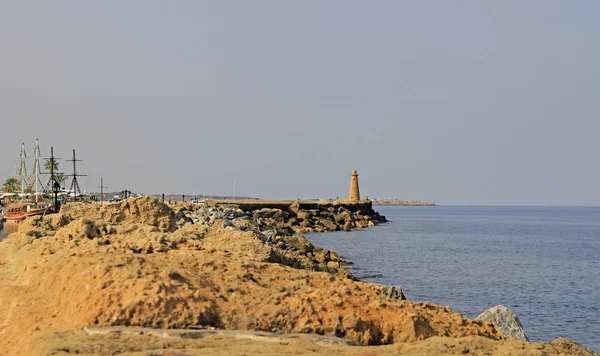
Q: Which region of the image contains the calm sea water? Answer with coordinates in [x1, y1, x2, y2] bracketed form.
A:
[307, 206, 600, 351]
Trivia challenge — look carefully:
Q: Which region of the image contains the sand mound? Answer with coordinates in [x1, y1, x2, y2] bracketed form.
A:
[0, 239, 503, 355]
[61, 196, 176, 232]
[200, 222, 275, 261]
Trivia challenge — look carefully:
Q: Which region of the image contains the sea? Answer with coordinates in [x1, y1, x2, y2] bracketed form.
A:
[307, 206, 600, 352]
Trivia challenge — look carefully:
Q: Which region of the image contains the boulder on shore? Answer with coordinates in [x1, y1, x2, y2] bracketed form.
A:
[380, 285, 406, 300]
[476, 305, 529, 342]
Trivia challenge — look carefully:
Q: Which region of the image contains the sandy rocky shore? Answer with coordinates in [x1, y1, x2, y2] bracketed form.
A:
[0, 197, 597, 355]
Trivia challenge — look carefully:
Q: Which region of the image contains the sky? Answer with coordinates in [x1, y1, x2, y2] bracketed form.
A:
[1, 1, 599, 205]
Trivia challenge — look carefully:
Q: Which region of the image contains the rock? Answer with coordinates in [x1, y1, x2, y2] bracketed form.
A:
[232, 219, 252, 231]
[380, 285, 406, 300]
[272, 210, 284, 221]
[273, 223, 294, 236]
[260, 230, 276, 244]
[342, 220, 354, 231]
[176, 215, 194, 226]
[549, 337, 598, 355]
[318, 218, 338, 231]
[332, 214, 345, 224]
[296, 211, 312, 220]
[280, 236, 314, 254]
[354, 220, 366, 229]
[299, 219, 313, 228]
[225, 219, 238, 228]
[326, 261, 340, 269]
[288, 200, 301, 214]
[314, 250, 329, 264]
[476, 305, 529, 342]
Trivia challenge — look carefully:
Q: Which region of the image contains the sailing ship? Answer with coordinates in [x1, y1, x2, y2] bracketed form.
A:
[2, 140, 56, 221]
[3, 199, 49, 221]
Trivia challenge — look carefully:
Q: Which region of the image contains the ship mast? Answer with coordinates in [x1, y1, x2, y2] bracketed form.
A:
[17, 142, 28, 196]
[30, 138, 46, 199]
[98, 177, 107, 204]
[48, 147, 60, 212]
[67, 149, 86, 201]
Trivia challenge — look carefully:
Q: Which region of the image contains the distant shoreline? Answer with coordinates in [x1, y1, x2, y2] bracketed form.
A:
[372, 200, 436, 206]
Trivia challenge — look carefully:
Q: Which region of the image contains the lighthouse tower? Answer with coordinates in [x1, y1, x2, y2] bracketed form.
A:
[348, 170, 360, 201]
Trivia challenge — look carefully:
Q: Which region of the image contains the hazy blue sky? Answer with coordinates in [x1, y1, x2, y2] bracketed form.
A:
[1, 1, 599, 205]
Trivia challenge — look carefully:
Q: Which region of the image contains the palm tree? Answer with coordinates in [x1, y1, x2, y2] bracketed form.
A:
[55, 173, 69, 189]
[2, 177, 19, 193]
[44, 158, 59, 172]
[44, 159, 66, 191]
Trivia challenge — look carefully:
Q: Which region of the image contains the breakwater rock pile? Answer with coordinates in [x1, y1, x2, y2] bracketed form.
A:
[0, 197, 597, 355]
[172, 200, 387, 235]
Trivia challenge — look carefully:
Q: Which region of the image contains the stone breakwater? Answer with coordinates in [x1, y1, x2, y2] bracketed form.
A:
[0, 197, 597, 355]
[171, 200, 387, 235]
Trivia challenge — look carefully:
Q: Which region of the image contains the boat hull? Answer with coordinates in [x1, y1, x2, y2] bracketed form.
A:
[3, 209, 46, 221]
[4, 216, 26, 221]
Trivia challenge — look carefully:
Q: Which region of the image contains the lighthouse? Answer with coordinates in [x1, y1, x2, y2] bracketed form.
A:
[349, 170, 360, 201]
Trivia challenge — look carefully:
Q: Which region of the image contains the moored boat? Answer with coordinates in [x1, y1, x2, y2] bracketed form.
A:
[3, 201, 50, 221]
[2, 140, 58, 221]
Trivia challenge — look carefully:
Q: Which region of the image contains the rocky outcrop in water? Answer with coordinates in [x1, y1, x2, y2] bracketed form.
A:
[476, 305, 529, 342]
